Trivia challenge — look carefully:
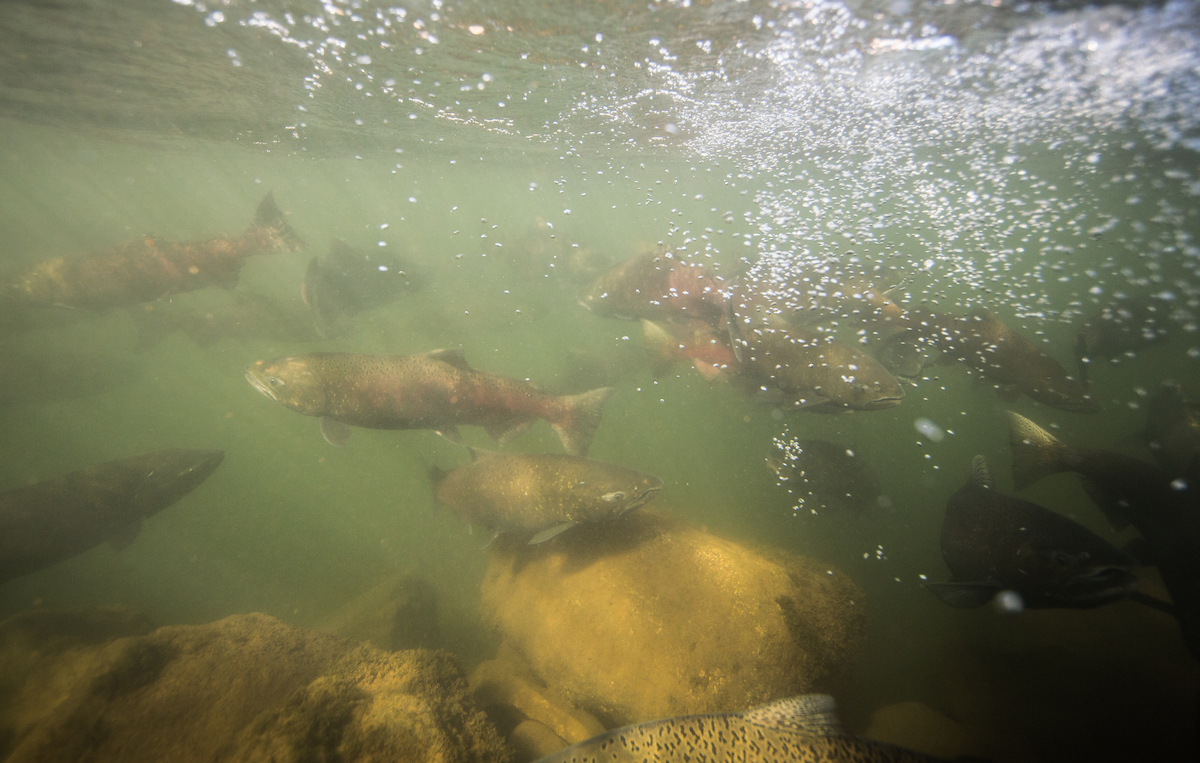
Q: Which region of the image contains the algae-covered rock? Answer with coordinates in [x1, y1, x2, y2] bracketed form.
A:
[0, 609, 509, 763]
[479, 510, 866, 726]
[315, 570, 441, 652]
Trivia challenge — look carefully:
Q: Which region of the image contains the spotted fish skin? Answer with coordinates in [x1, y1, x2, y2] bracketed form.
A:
[430, 451, 662, 539]
[534, 695, 970, 763]
[1, 193, 302, 311]
[581, 251, 727, 327]
[246, 349, 613, 456]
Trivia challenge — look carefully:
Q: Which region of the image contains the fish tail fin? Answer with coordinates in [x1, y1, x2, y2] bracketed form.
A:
[250, 192, 305, 252]
[1007, 410, 1075, 490]
[553, 386, 615, 456]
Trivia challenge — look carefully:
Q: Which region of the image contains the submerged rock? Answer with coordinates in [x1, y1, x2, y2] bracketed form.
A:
[0, 609, 509, 763]
[480, 510, 866, 727]
[315, 570, 442, 652]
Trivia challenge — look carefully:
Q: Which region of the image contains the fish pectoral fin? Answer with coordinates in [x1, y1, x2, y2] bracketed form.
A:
[108, 519, 143, 551]
[528, 522, 575, 545]
[479, 529, 500, 551]
[741, 694, 844, 736]
[420, 348, 472, 370]
[924, 581, 1000, 608]
[433, 426, 464, 445]
[690, 359, 728, 383]
[320, 417, 353, 447]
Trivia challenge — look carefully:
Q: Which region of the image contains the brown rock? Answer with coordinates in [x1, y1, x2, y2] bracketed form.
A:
[0, 609, 509, 763]
[480, 510, 866, 726]
[506, 720, 566, 763]
[315, 570, 441, 652]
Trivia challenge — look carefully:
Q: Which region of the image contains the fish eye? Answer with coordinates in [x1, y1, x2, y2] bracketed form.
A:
[267, 377, 285, 387]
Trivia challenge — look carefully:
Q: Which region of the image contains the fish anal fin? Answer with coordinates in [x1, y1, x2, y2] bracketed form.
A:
[924, 581, 1000, 608]
[484, 417, 533, 446]
[741, 694, 844, 736]
[528, 522, 575, 545]
[321, 417, 353, 447]
[108, 518, 143, 551]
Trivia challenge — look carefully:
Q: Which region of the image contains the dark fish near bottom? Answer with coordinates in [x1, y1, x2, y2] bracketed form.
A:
[767, 439, 882, 515]
[534, 693, 988, 762]
[0, 449, 225, 584]
[1007, 411, 1200, 658]
[926, 455, 1140, 611]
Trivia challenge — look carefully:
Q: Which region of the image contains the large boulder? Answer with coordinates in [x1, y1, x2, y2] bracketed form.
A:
[479, 510, 866, 727]
[0, 608, 509, 763]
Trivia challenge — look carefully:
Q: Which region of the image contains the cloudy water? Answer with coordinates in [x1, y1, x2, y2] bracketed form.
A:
[1, 0, 1199, 760]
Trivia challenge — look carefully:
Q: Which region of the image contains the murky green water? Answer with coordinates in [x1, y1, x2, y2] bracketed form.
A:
[2, 0, 1199, 759]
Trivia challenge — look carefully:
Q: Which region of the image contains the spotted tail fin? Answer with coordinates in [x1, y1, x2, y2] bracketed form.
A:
[553, 387, 615, 457]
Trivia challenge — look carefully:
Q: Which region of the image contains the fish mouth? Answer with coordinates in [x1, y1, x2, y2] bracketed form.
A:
[1061, 566, 1139, 604]
[622, 484, 664, 514]
[245, 370, 278, 401]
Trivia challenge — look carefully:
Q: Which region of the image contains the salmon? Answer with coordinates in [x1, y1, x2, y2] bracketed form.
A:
[1, 193, 303, 311]
[246, 349, 614, 456]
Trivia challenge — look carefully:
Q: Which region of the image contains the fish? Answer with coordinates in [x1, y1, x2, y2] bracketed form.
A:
[580, 250, 727, 327]
[245, 349, 614, 456]
[925, 455, 1141, 610]
[0, 449, 225, 584]
[729, 325, 904, 412]
[429, 449, 663, 544]
[1144, 380, 1200, 482]
[0, 193, 303, 311]
[640, 317, 737, 382]
[1007, 411, 1200, 656]
[0, 349, 142, 407]
[129, 290, 320, 351]
[891, 308, 1099, 413]
[301, 239, 419, 338]
[767, 440, 882, 515]
[1073, 295, 1175, 385]
[727, 261, 906, 333]
[533, 693, 986, 763]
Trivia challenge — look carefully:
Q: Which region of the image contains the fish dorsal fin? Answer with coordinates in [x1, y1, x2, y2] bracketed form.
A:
[467, 447, 501, 463]
[970, 455, 993, 489]
[741, 694, 844, 736]
[422, 348, 472, 370]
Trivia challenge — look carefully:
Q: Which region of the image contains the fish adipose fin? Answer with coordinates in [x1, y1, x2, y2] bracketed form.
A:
[1007, 411, 1075, 490]
[741, 694, 844, 736]
[251, 192, 305, 252]
[553, 387, 615, 456]
[320, 417, 353, 447]
[925, 581, 1000, 608]
[528, 522, 575, 545]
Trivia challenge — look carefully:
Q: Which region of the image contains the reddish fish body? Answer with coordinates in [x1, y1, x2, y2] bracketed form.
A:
[899, 308, 1099, 413]
[581, 251, 726, 326]
[1, 194, 302, 311]
[246, 350, 613, 456]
